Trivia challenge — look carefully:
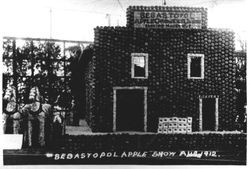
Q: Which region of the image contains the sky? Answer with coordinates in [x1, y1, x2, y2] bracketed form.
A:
[0, 0, 248, 49]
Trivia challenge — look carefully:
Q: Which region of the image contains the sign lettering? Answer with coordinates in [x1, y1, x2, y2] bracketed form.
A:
[133, 11, 203, 29]
[50, 150, 219, 160]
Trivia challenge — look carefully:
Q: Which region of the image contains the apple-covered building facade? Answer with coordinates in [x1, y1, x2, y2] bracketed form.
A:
[84, 6, 236, 132]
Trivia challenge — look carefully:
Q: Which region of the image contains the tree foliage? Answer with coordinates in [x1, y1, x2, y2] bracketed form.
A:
[3, 39, 73, 108]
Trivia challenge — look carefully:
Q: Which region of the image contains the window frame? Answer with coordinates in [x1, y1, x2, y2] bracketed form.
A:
[131, 53, 149, 79]
[187, 53, 205, 79]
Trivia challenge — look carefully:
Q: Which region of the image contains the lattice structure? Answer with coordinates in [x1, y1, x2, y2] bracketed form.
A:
[2, 37, 92, 136]
[2, 37, 91, 105]
[158, 117, 192, 134]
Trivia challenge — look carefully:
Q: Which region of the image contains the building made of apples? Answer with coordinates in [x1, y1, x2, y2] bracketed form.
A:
[84, 6, 236, 133]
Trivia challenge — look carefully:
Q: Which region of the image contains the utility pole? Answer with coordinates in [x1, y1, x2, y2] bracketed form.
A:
[162, 0, 166, 5]
[50, 8, 52, 39]
[106, 13, 111, 26]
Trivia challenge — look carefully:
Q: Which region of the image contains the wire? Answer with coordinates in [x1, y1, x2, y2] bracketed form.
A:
[80, 0, 103, 6]
[50, 6, 122, 16]
[116, 0, 125, 12]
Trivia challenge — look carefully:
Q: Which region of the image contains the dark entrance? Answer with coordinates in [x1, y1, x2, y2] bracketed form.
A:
[116, 89, 144, 131]
[202, 98, 216, 131]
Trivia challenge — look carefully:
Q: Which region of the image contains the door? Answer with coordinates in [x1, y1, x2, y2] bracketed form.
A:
[201, 98, 217, 131]
[115, 89, 144, 131]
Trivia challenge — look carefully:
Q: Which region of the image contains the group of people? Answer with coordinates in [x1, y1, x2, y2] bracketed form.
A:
[3, 85, 66, 147]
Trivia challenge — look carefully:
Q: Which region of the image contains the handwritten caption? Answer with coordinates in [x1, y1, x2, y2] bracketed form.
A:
[46, 150, 218, 160]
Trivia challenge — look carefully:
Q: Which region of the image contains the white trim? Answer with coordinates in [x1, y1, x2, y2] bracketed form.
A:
[199, 98, 203, 131]
[187, 53, 204, 79]
[215, 98, 219, 131]
[199, 95, 219, 131]
[113, 89, 117, 132]
[131, 53, 148, 79]
[144, 88, 148, 132]
[114, 86, 147, 90]
[113, 86, 148, 132]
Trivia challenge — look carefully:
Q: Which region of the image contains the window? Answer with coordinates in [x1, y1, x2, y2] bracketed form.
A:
[187, 53, 204, 79]
[131, 53, 148, 79]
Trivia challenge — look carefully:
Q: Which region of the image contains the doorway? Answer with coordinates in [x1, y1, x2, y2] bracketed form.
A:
[113, 87, 147, 132]
[199, 96, 219, 131]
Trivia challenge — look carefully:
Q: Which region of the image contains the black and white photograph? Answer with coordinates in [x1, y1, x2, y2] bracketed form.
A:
[0, 0, 247, 166]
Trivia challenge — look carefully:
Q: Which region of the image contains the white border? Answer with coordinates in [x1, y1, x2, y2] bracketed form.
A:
[187, 53, 205, 79]
[113, 86, 148, 132]
[131, 53, 148, 79]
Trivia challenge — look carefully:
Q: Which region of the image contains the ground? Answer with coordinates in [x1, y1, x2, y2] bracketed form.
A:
[66, 119, 92, 135]
[3, 119, 247, 165]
